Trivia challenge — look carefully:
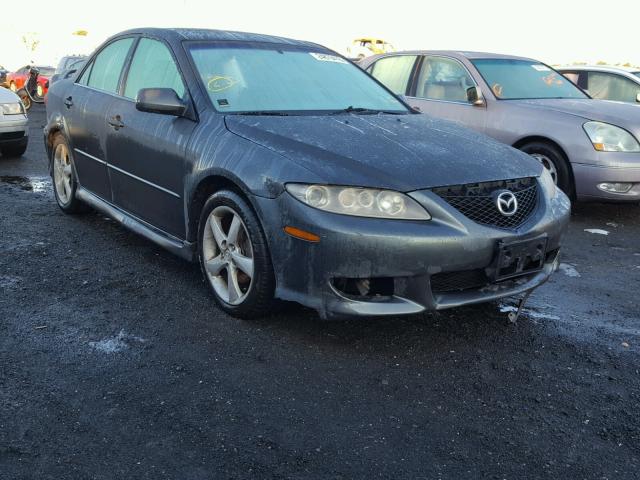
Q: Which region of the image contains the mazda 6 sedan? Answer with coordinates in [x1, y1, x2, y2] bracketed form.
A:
[45, 28, 570, 319]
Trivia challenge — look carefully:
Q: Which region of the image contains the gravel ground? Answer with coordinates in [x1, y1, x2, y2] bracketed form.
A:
[1, 106, 639, 480]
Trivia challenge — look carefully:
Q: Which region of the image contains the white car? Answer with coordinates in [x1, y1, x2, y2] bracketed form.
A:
[557, 65, 640, 104]
[0, 87, 28, 157]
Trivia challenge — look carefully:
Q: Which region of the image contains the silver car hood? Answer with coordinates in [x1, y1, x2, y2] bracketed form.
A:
[511, 98, 640, 127]
[0, 86, 21, 103]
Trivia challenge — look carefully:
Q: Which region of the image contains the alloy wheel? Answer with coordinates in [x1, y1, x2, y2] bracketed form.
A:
[202, 206, 254, 305]
[530, 153, 558, 185]
[53, 143, 73, 205]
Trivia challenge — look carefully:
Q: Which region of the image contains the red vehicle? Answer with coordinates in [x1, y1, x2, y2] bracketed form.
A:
[7, 65, 55, 97]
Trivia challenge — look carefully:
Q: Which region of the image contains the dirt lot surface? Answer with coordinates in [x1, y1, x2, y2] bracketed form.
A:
[1, 106, 639, 479]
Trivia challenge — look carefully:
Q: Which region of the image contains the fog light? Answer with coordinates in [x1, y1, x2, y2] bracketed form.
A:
[597, 182, 633, 193]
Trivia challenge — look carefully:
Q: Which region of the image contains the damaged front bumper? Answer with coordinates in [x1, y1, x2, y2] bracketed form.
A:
[253, 180, 571, 319]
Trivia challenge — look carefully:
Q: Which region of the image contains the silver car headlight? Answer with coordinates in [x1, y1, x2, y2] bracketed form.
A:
[538, 167, 556, 197]
[1, 103, 24, 115]
[583, 121, 640, 152]
[286, 184, 431, 220]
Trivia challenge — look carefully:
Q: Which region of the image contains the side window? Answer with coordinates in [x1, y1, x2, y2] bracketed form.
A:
[123, 38, 185, 100]
[587, 72, 640, 103]
[369, 55, 417, 95]
[415, 56, 475, 102]
[77, 61, 93, 86]
[84, 38, 134, 93]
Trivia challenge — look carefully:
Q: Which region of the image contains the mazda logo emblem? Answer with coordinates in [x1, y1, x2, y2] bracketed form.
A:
[495, 190, 518, 216]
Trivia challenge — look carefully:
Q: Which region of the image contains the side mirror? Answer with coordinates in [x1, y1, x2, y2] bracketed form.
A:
[467, 86, 485, 106]
[636, 92, 640, 103]
[64, 69, 77, 79]
[136, 88, 187, 116]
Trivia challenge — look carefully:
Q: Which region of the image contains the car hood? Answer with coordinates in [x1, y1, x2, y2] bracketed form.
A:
[224, 114, 542, 191]
[510, 98, 640, 126]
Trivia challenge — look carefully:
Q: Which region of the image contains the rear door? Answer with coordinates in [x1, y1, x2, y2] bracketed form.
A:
[104, 37, 196, 238]
[67, 37, 135, 201]
[407, 55, 487, 132]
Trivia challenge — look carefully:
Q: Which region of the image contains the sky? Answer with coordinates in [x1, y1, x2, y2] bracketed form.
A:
[1, 0, 639, 70]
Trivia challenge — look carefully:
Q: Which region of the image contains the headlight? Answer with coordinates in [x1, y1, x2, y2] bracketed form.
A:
[1, 103, 24, 115]
[286, 184, 431, 220]
[538, 166, 556, 197]
[583, 121, 640, 152]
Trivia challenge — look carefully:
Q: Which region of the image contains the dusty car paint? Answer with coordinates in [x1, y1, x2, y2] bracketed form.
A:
[45, 29, 570, 318]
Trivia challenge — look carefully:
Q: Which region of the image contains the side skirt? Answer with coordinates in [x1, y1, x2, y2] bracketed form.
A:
[75, 187, 196, 262]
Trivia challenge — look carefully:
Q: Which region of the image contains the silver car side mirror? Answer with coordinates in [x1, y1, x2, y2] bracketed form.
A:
[466, 86, 485, 106]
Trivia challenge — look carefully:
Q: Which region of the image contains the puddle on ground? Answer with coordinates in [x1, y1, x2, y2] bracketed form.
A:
[0, 175, 51, 193]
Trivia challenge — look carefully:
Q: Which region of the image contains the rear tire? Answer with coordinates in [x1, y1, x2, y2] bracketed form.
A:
[520, 141, 573, 197]
[51, 133, 86, 213]
[198, 190, 275, 319]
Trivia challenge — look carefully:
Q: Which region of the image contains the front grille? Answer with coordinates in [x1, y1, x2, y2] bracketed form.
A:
[431, 269, 489, 293]
[0, 132, 25, 141]
[432, 177, 538, 229]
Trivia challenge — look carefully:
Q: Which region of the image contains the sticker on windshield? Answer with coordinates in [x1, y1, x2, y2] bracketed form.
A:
[309, 52, 348, 64]
[532, 65, 551, 72]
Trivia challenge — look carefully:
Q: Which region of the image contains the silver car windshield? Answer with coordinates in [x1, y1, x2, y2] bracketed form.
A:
[188, 43, 408, 114]
[472, 59, 587, 100]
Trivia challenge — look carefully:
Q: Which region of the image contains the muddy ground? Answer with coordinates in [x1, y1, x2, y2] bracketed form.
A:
[1, 106, 639, 479]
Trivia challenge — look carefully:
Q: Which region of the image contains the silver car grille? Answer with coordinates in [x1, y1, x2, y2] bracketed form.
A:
[432, 177, 539, 229]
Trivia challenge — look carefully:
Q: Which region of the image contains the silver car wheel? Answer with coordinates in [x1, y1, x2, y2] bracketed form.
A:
[202, 206, 254, 306]
[53, 143, 73, 205]
[531, 153, 558, 185]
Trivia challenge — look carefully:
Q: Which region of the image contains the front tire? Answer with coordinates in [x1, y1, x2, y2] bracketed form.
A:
[520, 141, 573, 197]
[198, 190, 275, 318]
[51, 133, 85, 213]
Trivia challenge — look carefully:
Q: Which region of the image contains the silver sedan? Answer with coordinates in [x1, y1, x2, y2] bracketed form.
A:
[0, 87, 28, 157]
[361, 51, 640, 202]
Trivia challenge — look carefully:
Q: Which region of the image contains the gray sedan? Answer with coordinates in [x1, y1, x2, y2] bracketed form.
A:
[0, 87, 28, 157]
[361, 51, 640, 202]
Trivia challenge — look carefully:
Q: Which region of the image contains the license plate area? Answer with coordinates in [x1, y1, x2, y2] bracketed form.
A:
[494, 236, 548, 281]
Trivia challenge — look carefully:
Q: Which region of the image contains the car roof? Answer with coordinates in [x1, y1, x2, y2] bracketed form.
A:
[114, 27, 323, 50]
[556, 65, 640, 74]
[377, 50, 538, 62]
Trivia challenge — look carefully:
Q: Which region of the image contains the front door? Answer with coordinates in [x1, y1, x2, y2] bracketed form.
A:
[104, 37, 195, 239]
[406, 55, 487, 133]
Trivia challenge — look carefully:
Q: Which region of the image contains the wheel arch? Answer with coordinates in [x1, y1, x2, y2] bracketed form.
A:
[512, 135, 576, 191]
[187, 173, 260, 243]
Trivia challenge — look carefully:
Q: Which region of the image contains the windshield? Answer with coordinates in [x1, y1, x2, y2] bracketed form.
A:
[188, 43, 408, 114]
[472, 59, 587, 100]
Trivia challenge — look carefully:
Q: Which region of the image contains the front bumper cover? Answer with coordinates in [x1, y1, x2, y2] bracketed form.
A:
[253, 179, 571, 319]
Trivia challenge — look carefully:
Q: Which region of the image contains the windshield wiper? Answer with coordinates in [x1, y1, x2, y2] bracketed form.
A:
[330, 106, 403, 115]
[237, 111, 291, 116]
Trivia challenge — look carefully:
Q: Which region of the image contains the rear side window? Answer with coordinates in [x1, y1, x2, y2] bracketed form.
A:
[368, 55, 417, 95]
[80, 38, 134, 93]
[124, 38, 185, 100]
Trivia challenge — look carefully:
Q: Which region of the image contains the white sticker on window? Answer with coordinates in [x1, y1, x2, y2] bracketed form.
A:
[309, 52, 348, 64]
[532, 64, 551, 72]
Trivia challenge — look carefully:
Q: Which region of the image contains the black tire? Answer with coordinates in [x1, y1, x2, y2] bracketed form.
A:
[198, 190, 275, 318]
[50, 133, 86, 213]
[519, 141, 574, 198]
[1, 141, 27, 158]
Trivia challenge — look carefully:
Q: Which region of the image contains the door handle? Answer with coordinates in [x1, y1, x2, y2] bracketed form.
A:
[64, 96, 73, 108]
[107, 115, 125, 130]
